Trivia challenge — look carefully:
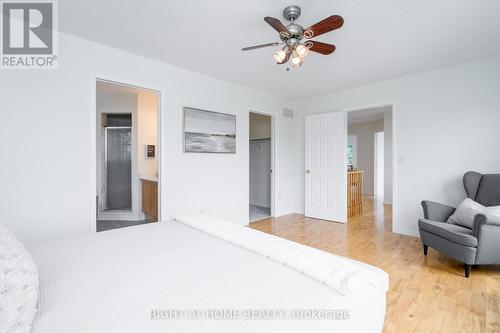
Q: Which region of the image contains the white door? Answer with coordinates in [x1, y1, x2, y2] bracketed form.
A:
[374, 132, 384, 198]
[305, 112, 347, 222]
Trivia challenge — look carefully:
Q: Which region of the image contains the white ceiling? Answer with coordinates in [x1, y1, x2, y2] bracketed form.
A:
[348, 106, 390, 125]
[60, 0, 500, 99]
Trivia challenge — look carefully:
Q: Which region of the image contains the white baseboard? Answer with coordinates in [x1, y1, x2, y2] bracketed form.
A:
[392, 226, 420, 238]
[274, 210, 297, 217]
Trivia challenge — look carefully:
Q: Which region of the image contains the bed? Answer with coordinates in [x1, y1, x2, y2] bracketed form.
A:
[27, 216, 388, 333]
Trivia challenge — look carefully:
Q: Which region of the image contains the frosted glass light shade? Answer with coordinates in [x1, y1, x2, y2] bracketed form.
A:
[273, 49, 287, 63]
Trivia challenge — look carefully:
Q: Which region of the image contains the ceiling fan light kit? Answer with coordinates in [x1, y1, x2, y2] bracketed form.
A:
[242, 5, 344, 68]
[273, 46, 288, 63]
[296, 44, 306, 57]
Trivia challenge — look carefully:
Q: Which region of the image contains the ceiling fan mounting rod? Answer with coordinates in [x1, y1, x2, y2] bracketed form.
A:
[283, 5, 301, 22]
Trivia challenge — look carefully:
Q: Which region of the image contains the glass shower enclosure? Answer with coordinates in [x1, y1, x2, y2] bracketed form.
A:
[104, 114, 132, 210]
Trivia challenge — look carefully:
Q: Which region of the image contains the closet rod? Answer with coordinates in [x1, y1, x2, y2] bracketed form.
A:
[250, 137, 271, 142]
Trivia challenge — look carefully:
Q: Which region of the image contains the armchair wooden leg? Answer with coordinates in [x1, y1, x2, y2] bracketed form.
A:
[464, 264, 471, 278]
[423, 244, 428, 256]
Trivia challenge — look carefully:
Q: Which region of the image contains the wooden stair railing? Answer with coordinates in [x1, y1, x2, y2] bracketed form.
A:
[348, 171, 363, 218]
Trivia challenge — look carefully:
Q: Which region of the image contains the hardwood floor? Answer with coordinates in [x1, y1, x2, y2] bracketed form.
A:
[250, 196, 500, 333]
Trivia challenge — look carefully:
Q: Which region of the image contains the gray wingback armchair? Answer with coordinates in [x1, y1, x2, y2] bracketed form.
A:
[419, 171, 500, 277]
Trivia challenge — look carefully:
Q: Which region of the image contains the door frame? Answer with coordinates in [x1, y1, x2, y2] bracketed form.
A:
[344, 102, 399, 234]
[373, 131, 384, 198]
[90, 74, 166, 233]
[248, 110, 275, 219]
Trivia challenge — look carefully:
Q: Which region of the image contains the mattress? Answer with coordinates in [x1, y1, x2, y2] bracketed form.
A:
[30, 220, 387, 333]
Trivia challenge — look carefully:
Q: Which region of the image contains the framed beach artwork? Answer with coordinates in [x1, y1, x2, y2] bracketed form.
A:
[183, 107, 236, 153]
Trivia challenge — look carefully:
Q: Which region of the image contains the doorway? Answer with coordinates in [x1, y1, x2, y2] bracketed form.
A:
[303, 106, 395, 229]
[95, 80, 160, 231]
[346, 105, 393, 222]
[249, 112, 273, 222]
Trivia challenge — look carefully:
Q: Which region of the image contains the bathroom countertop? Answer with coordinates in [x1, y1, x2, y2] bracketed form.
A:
[139, 175, 158, 182]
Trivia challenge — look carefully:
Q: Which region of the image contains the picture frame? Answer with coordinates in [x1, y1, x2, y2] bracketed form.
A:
[145, 144, 155, 158]
[183, 107, 236, 154]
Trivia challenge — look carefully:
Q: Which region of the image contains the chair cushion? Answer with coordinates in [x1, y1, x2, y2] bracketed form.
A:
[447, 198, 484, 229]
[418, 219, 478, 247]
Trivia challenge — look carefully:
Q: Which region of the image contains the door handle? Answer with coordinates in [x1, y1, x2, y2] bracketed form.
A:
[306, 170, 310, 174]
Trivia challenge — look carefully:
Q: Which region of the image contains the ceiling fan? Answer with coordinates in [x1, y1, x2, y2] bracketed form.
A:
[242, 5, 344, 68]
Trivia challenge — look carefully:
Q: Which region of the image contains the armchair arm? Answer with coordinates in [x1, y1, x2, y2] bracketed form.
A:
[472, 213, 500, 237]
[421, 200, 456, 222]
[472, 213, 500, 265]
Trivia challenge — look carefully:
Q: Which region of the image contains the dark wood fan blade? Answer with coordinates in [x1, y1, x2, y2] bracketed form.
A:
[305, 15, 344, 38]
[242, 42, 280, 51]
[277, 51, 291, 64]
[264, 17, 290, 36]
[309, 41, 336, 55]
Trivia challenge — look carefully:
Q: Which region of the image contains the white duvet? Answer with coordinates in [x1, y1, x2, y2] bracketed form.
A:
[175, 214, 389, 296]
[30, 219, 388, 333]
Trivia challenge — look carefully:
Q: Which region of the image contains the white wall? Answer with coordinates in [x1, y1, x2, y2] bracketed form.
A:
[0, 32, 294, 243]
[348, 120, 384, 195]
[2, 32, 499, 243]
[384, 110, 393, 204]
[293, 56, 500, 237]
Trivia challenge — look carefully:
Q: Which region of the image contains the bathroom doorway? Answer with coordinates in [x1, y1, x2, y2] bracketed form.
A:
[95, 80, 160, 231]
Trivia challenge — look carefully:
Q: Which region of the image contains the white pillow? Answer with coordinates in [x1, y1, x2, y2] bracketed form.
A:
[448, 198, 485, 228]
[0, 224, 39, 333]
